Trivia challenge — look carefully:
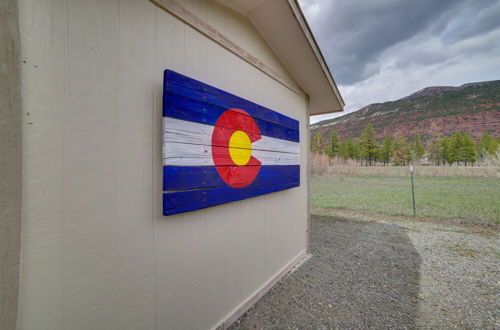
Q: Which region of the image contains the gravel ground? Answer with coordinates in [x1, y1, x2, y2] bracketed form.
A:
[230, 211, 499, 329]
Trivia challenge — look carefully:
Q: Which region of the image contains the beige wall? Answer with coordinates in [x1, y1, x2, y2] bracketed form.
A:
[0, 0, 22, 329]
[17, 0, 309, 329]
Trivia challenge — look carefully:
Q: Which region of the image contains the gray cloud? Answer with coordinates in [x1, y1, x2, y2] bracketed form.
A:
[304, 0, 469, 84]
[299, 0, 500, 123]
[454, 0, 500, 40]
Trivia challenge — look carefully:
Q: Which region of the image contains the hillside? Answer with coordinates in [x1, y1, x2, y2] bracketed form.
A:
[311, 80, 500, 144]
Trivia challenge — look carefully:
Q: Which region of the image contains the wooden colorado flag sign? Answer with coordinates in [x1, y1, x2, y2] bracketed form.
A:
[163, 70, 300, 215]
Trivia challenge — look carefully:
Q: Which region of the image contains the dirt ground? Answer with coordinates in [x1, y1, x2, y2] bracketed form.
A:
[230, 211, 499, 329]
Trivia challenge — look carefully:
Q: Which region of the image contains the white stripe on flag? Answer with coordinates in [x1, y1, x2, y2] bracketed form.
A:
[163, 117, 300, 166]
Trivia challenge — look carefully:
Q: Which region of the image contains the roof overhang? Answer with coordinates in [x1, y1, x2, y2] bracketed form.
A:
[216, 0, 344, 115]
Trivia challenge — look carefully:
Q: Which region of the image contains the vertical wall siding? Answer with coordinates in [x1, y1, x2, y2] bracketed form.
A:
[18, 0, 66, 328]
[0, 0, 23, 328]
[18, 0, 308, 329]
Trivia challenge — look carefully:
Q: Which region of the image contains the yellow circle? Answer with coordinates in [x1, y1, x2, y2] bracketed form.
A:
[229, 130, 252, 166]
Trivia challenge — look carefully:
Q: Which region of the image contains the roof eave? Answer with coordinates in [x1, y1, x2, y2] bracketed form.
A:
[215, 0, 344, 115]
[287, 0, 345, 108]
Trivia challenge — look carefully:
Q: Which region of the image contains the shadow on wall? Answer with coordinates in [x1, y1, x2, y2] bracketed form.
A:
[232, 215, 421, 329]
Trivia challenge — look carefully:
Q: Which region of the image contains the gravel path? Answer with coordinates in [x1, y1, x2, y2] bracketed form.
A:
[230, 211, 499, 329]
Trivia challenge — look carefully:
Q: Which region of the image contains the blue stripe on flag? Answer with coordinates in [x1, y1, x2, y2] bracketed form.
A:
[163, 165, 300, 215]
[164, 70, 298, 129]
[163, 70, 299, 142]
[164, 93, 299, 142]
[163, 165, 299, 191]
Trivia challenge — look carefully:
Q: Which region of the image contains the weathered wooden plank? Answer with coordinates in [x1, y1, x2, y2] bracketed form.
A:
[164, 70, 299, 132]
[163, 117, 299, 154]
[163, 141, 299, 166]
[163, 165, 299, 191]
[164, 93, 299, 142]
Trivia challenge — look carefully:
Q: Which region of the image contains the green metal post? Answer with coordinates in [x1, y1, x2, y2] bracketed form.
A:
[410, 164, 416, 216]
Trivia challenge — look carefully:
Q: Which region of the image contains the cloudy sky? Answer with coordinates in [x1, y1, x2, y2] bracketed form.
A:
[298, 0, 500, 123]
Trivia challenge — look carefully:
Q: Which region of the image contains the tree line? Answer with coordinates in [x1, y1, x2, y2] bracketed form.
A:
[311, 124, 499, 166]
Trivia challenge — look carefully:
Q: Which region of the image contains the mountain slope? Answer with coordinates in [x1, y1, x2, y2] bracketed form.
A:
[311, 80, 500, 143]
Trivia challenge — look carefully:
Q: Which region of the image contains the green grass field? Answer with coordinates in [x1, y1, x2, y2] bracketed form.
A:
[311, 175, 500, 224]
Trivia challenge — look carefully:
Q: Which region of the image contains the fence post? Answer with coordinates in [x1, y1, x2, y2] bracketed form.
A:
[410, 164, 416, 216]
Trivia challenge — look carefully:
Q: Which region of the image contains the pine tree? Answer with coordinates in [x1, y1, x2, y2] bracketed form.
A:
[449, 133, 464, 164]
[441, 137, 453, 165]
[380, 136, 393, 166]
[359, 124, 379, 166]
[428, 140, 443, 165]
[329, 130, 341, 158]
[393, 136, 411, 166]
[352, 141, 362, 162]
[311, 132, 323, 153]
[461, 133, 477, 165]
[324, 145, 332, 156]
[478, 131, 499, 162]
[346, 137, 356, 161]
[412, 132, 425, 163]
[491, 139, 500, 156]
[339, 139, 349, 160]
